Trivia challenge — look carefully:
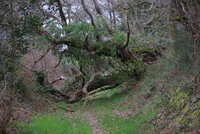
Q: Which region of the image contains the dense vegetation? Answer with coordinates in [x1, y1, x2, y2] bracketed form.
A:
[0, 0, 199, 133]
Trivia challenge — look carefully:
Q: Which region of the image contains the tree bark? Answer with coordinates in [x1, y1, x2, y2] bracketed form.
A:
[1, 1, 16, 133]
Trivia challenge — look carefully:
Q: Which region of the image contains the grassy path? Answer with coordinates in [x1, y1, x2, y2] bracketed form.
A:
[86, 111, 103, 134]
[18, 92, 157, 134]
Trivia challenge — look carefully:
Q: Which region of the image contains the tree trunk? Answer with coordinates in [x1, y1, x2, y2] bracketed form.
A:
[0, 1, 17, 133]
[67, 72, 128, 103]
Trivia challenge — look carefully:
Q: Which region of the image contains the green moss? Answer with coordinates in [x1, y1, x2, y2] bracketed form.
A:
[197, 99, 200, 106]
[190, 110, 200, 118]
[170, 115, 184, 127]
[182, 104, 190, 114]
[169, 87, 190, 110]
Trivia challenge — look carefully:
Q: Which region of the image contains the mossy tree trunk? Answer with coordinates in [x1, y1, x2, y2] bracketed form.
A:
[1, 1, 17, 133]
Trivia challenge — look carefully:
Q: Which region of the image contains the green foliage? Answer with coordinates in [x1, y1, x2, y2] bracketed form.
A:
[48, 22, 66, 38]
[15, 77, 27, 100]
[132, 58, 146, 73]
[67, 22, 94, 41]
[95, 16, 110, 36]
[32, 69, 48, 86]
[132, 32, 173, 52]
[109, 29, 137, 47]
[110, 31, 126, 44]
[26, 14, 43, 31]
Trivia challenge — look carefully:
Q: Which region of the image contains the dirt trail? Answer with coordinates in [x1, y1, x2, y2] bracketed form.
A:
[86, 111, 103, 134]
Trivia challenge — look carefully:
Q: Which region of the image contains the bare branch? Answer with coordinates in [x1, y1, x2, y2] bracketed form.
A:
[36, 3, 62, 23]
[93, 0, 113, 35]
[89, 85, 117, 96]
[36, 29, 52, 38]
[50, 76, 66, 84]
[84, 34, 96, 52]
[0, 75, 7, 99]
[144, 9, 166, 25]
[54, 60, 62, 68]
[81, 0, 101, 40]
[54, 52, 64, 68]
[125, 15, 130, 48]
[56, 0, 67, 26]
[93, 0, 103, 15]
[33, 28, 68, 69]
[32, 43, 57, 69]
[119, 1, 152, 10]
[181, 2, 187, 14]
[81, 0, 96, 28]
[0, 74, 9, 114]
[68, 63, 82, 76]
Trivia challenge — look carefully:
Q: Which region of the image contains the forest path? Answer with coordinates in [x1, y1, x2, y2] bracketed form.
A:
[85, 111, 103, 134]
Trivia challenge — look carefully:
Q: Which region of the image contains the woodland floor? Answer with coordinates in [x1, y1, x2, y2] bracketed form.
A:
[8, 56, 200, 134]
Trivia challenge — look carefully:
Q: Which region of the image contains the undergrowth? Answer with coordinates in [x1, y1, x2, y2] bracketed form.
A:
[17, 50, 199, 134]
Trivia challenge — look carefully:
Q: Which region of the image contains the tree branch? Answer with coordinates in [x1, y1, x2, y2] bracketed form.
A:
[144, 9, 166, 25]
[83, 72, 100, 106]
[56, 0, 67, 25]
[0, 74, 8, 111]
[54, 51, 65, 68]
[33, 29, 67, 69]
[50, 76, 66, 84]
[81, 0, 100, 40]
[119, 1, 152, 10]
[36, 3, 62, 23]
[33, 28, 68, 69]
[125, 15, 130, 48]
[0, 75, 7, 99]
[31, 43, 57, 69]
[93, 0, 113, 35]
[81, 0, 96, 28]
[93, 0, 103, 15]
[84, 34, 96, 52]
[68, 63, 82, 75]
[89, 84, 118, 96]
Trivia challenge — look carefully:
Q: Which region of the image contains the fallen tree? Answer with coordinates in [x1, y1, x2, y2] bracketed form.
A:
[27, 0, 163, 103]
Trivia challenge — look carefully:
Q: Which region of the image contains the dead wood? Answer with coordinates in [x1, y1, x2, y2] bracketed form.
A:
[50, 77, 66, 84]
